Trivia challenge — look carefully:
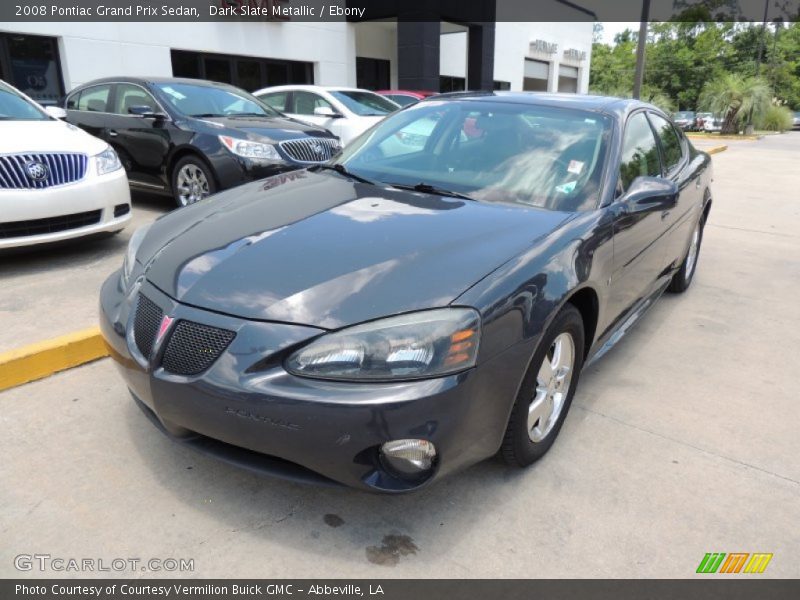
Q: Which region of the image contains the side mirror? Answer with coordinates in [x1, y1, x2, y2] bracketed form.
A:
[45, 106, 67, 120]
[314, 106, 341, 118]
[622, 176, 678, 212]
[128, 105, 165, 119]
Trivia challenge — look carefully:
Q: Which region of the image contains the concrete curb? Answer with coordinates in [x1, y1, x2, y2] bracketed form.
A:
[0, 327, 109, 392]
[706, 145, 728, 155]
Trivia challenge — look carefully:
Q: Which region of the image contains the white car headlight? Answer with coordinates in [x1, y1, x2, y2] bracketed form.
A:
[219, 135, 281, 160]
[121, 224, 151, 288]
[286, 308, 481, 381]
[94, 146, 122, 175]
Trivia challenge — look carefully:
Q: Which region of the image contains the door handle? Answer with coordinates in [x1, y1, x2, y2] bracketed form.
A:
[108, 130, 118, 137]
[661, 210, 671, 220]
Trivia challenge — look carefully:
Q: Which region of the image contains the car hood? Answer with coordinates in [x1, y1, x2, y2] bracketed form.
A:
[198, 115, 334, 142]
[0, 120, 107, 155]
[139, 171, 570, 329]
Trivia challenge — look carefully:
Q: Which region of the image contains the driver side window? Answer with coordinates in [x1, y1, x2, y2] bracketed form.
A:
[619, 112, 661, 194]
[292, 91, 334, 116]
[112, 84, 157, 115]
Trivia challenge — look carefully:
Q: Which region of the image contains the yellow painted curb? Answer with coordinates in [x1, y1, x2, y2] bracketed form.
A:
[0, 327, 109, 392]
[706, 145, 728, 155]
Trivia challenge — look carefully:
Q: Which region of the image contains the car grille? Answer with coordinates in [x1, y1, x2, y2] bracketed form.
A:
[0, 153, 88, 189]
[161, 321, 236, 376]
[133, 293, 163, 359]
[279, 137, 340, 163]
[0, 210, 101, 239]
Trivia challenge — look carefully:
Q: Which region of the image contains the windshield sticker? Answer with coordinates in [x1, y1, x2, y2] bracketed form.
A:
[555, 181, 577, 194]
[567, 160, 584, 175]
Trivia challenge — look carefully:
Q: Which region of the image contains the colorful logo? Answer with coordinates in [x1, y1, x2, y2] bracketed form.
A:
[696, 552, 773, 574]
[156, 315, 174, 345]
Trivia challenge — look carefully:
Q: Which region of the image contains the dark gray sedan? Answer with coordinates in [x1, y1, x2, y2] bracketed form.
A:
[100, 93, 713, 492]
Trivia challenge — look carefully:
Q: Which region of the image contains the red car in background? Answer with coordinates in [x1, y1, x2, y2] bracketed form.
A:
[376, 90, 437, 107]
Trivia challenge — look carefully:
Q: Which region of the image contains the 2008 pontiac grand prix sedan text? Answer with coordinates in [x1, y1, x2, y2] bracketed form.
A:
[100, 92, 712, 492]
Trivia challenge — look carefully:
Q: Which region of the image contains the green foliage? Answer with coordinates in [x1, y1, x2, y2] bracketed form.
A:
[757, 105, 794, 131]
[699, 74, 771, 133]
[589, 21, 800, 129]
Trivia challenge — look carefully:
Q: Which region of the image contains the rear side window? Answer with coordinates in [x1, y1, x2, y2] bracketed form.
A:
[75, 85, 111, 112]
[619, 112, 661, 193]
[649, 113, 683, 173]
[259, 91, 287, 112]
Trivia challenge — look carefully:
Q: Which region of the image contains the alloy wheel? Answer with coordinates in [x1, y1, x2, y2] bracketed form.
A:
[176, 164, 210, 206]
[528, 332, 576, 443]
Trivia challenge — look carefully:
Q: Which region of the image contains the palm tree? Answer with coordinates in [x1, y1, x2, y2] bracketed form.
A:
[699, 74, 771, 134]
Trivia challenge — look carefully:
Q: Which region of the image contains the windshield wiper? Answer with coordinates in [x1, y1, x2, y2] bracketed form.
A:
[388, 182, 475, 201]
[190, 113, 225, 118]
[309, 163, 380, 186]
[228, 112, 269, 117]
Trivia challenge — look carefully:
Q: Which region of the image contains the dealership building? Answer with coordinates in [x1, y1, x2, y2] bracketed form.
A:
[0, 2, 593, 106]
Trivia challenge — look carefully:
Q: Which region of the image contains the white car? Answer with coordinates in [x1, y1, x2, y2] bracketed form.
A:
[253, 85, 400, 146]
[0, 80, 131, 249]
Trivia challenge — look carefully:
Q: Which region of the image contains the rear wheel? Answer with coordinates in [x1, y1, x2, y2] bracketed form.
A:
[171, 156, 216, 208]
[667, 215, 704, 294]
[501, 304, 585, 467]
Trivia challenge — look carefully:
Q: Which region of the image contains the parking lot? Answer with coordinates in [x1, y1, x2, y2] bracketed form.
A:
[1, 133, 799, 578]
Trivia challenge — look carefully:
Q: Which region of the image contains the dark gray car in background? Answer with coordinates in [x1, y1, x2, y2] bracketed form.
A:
[100, 93, 712, 492]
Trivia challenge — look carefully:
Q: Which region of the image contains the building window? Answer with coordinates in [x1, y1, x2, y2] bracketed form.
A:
[557, 64, 579, 93]
[170, 50, 313, 92]
[493, 81, 511, 90]
[523, 59, 549, 92]
[0, 33, 64, 105]
[356, 57, 390, 91]
[440, 76, 465, 93]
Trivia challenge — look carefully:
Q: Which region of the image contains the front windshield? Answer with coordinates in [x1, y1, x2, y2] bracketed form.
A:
[154, 82, 279, 118]
[336, 99, 611, 212]
[329, 90, 399, 116]
[0, 81, 50, 121]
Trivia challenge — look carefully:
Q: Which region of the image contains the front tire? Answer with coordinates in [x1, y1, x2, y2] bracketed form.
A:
[667, 214, 704, 294]
[171, 155, 216, 208]
[501, 304, 585, 467]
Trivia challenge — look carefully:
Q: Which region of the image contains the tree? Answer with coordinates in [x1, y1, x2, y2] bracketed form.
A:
[699, 74, 772, 134]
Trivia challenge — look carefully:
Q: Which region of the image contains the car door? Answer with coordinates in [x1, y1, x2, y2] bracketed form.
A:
[607, 111, 670, 322]
[647, 112, 701, 271]
[65, 83, 113, 141]
[287, 90, 343, 137]
[105, 83, 172, 189]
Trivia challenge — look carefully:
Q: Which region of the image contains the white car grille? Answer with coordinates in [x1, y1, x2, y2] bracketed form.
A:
[0, 152, 88, 189]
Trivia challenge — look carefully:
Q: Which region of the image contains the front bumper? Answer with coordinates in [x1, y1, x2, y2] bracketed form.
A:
[100, 273, 527, 492]
[0, 168, 131, 249]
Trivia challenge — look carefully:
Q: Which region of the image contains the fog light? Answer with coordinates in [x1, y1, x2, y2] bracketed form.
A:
[380, 439, 437, 476]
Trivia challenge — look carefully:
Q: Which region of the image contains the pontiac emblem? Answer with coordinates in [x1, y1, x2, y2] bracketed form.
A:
[156, 315, 174, 344]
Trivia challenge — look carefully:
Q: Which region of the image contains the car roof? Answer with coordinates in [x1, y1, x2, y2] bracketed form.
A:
[424, 91, 662, 121]
[72, 76, 241, 89]
[254, 85, 373, 94]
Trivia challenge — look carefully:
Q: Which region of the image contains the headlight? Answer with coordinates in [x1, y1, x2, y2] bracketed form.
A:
[121, 224, 151, 288]
[286, 308, 481, 381]
[219, 135, 281, 160]
[94, 146, 122, 175]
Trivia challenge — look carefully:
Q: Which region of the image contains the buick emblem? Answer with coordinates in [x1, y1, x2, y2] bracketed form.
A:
[24, 160, 49, 182]
[311, 141, 323, 156]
